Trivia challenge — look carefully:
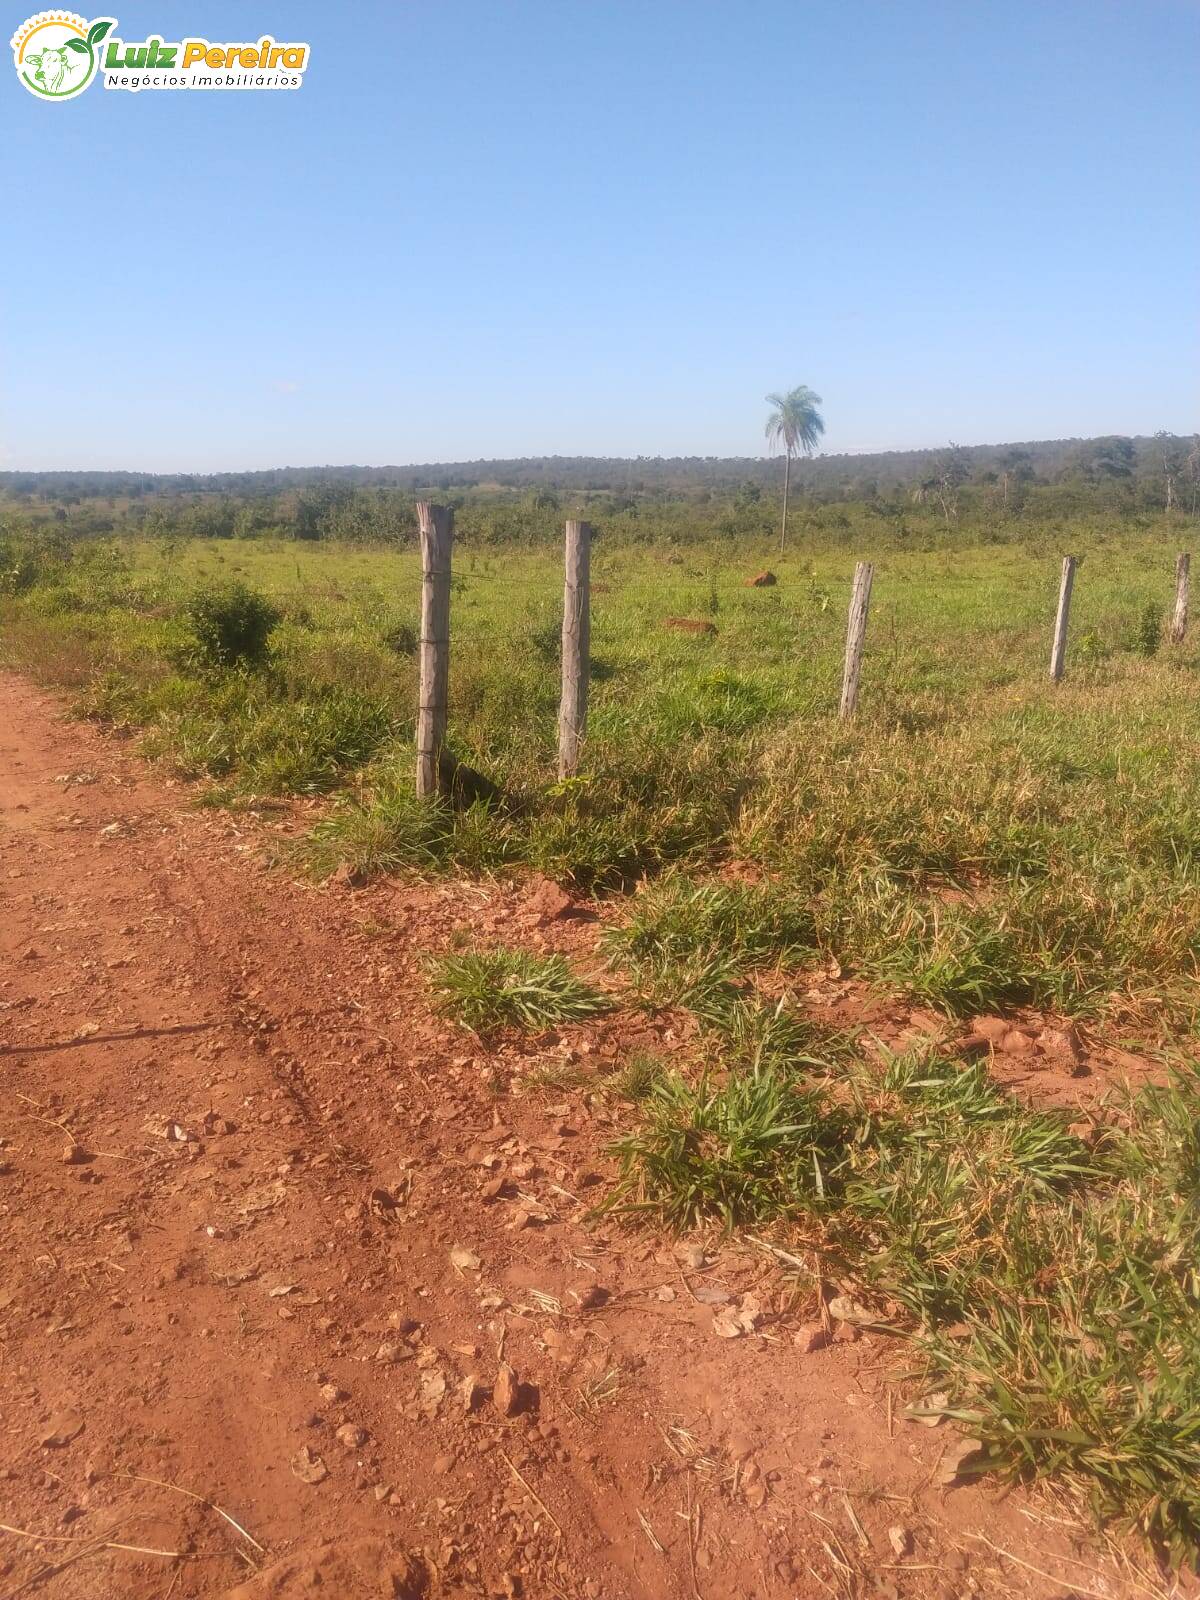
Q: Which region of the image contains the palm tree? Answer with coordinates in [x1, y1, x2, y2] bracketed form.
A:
[765, 386, 825, 552]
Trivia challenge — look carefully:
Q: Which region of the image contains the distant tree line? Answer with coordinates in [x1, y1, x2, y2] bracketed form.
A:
[3, 433, 1196, 499]
[1, 433, 1196, 547]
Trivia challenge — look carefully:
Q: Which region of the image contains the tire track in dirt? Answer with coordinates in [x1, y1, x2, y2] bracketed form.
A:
[0, 676, 666, 1598]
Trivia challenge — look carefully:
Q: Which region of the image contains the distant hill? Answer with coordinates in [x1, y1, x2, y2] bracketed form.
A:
[1, 434, 1194, 500]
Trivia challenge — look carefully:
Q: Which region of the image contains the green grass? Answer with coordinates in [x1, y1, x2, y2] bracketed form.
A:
[4, 522, 1199, 1034]
[608, 1040, 1200, 1566]
[298, 781, 517, 877]
[588, 800, 1200, 1563]
[606, 1048, 669, 1103]
[428, 948, 611, 1032]
[608, 1062, 847, 1227]
[608, 875, 817, 973]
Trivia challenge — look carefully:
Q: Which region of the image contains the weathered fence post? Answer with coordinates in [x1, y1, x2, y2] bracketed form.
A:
[1049, 555, 1076, 682]
[415, 502, 453, 799]
[1171, 552, 1190, 645]
[558, 520, 592, 778]
[839, 561, 873, 718]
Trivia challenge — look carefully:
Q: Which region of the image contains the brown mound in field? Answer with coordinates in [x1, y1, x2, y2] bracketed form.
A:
[662, 617, 718, 635]
[745, 570, 777, 587]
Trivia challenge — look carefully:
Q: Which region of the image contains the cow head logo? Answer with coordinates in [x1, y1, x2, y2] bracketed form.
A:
[11, 11, 115, 100]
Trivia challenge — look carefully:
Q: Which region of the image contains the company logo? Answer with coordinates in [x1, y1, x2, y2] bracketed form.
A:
[10, 12, 310, 96]
[11, 11, 114, 99]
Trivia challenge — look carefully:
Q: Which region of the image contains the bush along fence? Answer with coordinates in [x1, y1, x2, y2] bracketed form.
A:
[413, 501, 1194, 791]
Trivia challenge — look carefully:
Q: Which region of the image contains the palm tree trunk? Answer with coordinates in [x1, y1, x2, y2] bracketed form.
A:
[780, 452, 791, 553]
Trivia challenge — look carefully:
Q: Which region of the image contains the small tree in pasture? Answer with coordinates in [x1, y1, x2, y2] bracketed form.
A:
[765, 386, 825, 553]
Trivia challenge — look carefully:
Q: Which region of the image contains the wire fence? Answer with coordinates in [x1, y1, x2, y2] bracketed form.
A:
[411, 503, 1194, 796]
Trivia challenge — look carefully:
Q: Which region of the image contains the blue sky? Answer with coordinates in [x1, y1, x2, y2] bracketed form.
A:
[3, 0, 1197, 470]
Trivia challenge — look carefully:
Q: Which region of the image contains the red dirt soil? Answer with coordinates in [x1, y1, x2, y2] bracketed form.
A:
[0, 672, 1175, 1599]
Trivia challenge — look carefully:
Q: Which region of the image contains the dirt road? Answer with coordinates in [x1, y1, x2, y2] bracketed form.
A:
[0, 672, 1142, 1599]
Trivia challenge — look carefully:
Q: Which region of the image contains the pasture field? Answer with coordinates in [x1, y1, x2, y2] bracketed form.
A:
[6, 516, 1200, 1563]
[3, 519, 1199, 1034]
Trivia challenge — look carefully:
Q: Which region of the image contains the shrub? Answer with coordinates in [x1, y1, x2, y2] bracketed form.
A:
[1133, 600, 1163, 657]
[380, 617, 419, 656]
[184, 580, 279, 667]
[0, 533, 47, 595]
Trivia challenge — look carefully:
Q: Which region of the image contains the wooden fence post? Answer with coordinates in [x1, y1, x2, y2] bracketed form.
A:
[1171, 552, 1190, 645]
[1049, 555, 1076, 682]
[839, 561, 873, 718]
[558, 520, 592, 778]
[415, 502, 453, 799]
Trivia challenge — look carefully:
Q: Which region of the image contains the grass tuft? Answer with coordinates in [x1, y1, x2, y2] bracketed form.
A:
[608, 1064, 849, 1228]
[428, 948, 611, 1032]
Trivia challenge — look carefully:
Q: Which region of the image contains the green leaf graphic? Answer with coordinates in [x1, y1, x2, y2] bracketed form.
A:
[65, 37, 88, 52]
[87, 19, 112, 45]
